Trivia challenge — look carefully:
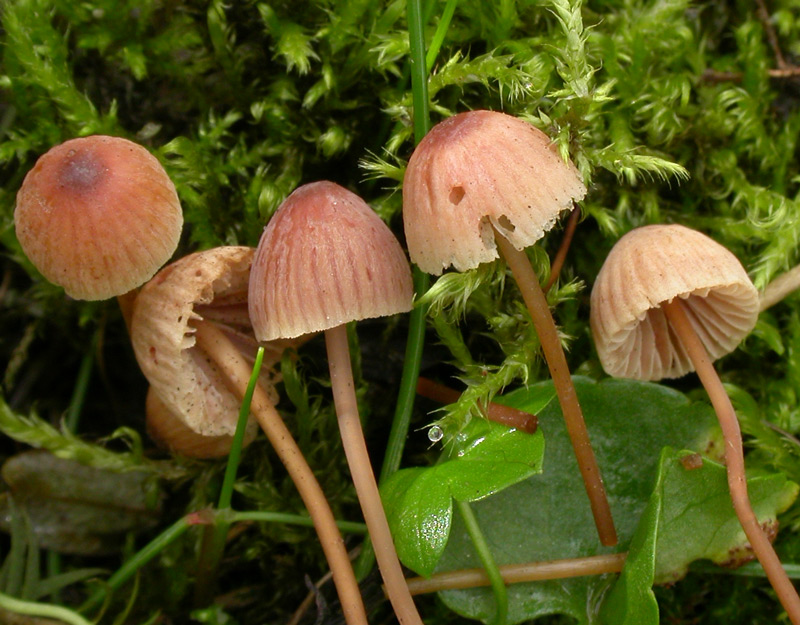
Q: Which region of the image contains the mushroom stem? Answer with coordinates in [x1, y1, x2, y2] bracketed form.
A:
[760, 264, 800, 311]
[416, 377, 538, 433]
[494, 230, 617, 547]
[324, 324, 424, 625]
[404, 552, 627, 596]
[662, 298, 800, 625]
[192, 320, 369, 625]
[543, 205, 581, 293]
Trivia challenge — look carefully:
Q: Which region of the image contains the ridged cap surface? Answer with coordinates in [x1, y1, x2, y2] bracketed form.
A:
[590, 224, 759, 380]
[403, 110, 586, 275]
[15, 135, 183, 300]
[249, 181, 413, 340]
[131, 246, 275, 438]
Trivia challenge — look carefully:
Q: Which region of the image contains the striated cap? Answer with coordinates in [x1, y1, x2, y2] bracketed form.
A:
[145, 387, 257, 459]
[403, 110, 586, 275]
[131, 246, 276, 438]
[249, 181, 413, 341]
[14, 135, 183, 300]
[590, 224, 759, 381]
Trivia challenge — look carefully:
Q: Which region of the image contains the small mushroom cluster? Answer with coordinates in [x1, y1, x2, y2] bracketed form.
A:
[13, 112, 800, 625]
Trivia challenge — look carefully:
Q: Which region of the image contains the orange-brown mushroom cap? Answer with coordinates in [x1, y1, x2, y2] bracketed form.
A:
[249, 181, 414, 341]
[402, 110, 587, 275]
[14, 135, 183, 300]
[131, 246, 270, 438]
[590, 224, 759, 381]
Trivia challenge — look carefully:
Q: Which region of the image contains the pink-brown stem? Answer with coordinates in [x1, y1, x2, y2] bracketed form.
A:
[416, 377, 538, 433]
[663, 299, 800, 625]
[543, 205, 581, 293]
[404, 552, 627, 596]
[325, 324, 424, 625]
[193, 321, 369, 625]
[495, 231, 617, 547]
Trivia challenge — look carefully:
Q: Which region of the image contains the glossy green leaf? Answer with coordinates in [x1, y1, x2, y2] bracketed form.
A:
[382, 394, 548, 577]
[601, 448, 798, 624]
[436, 376, 720, 625]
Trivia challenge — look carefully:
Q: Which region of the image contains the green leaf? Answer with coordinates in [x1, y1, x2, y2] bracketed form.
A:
[602, 448, 798, 624]
[382, 414, 546, 577]
[436, 376, 720, 625]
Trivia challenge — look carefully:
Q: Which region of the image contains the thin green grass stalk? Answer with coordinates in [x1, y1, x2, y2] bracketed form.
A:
[455, 499, 508, 625]
[425, 0, 458, 73]
[355, 0, 433, 582]
[194, 347, 265, 604]
[230, 511, 367, 534]
[65, 329, 98, 433]
[80, 512, 210, 616]
[0, 591, 92, 625]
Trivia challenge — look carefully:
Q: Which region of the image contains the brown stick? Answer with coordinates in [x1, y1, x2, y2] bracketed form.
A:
[192, 321, 370, 625]
[495, 231, 617, 547]
[325, 325, 424, 625]
[404, 552, 627, 595]
[416, 377, 538, 433]
[663, 299, 800, 625]
[544, 205, 581, 293]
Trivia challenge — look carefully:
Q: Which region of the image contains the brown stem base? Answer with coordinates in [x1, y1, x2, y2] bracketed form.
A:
[663, 299, 800, 625]
[193, 320, 369, 625]
[495, 231, 617, 547]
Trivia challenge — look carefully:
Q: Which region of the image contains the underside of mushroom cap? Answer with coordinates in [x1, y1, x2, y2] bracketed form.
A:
[590, 224, 759, 381]
[131, 246, 273, 438]
[249, 181, 414, 341]
[402, 110, 586, 275]
[14, 135, 183, 300]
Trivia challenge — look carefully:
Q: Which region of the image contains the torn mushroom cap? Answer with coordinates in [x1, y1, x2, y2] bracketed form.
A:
[402, 110, 586, 275]
[146, 387, 257, 459]
[249, 181, 414, 341]
[14, 135, 183, 300]
[132, 246, 277, 438]
[590, 224, 759, 381]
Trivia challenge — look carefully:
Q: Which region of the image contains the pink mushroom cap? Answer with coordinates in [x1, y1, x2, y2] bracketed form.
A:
[403, 110, 586, 275]
[14, 135, 183, 300]
[249, 181, 414, 341]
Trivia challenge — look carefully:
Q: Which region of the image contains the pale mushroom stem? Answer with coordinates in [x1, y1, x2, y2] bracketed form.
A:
[494, 230, 618, 547]
[404, 552, 627, 596]
[324, 324, 424, 625]
[662, 299, 800, 625]
[192, 320, 370, 625]
[760, 264, 800, 311]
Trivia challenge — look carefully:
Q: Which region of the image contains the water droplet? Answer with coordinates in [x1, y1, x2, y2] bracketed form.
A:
[428, 425, 443, 443]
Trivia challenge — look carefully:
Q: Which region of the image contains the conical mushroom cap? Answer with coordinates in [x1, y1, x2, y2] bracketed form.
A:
[249, 181, 414, 341]
[15, 135, 183, 300]
[131, 246, 275, 438]
[590, 224, 759, 381]
[403, 110, 586, 275]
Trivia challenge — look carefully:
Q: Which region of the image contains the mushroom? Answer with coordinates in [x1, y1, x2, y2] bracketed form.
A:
[590, 223, 800, 623]
[14, 136, 183, 308]
[131, 246, 369, 625]
[403, 109, 617, 546]
[248, 181, 423, 625]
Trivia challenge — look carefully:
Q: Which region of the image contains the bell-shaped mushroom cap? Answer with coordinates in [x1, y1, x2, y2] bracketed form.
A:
[249, 181, 414, 341]
[131, 246, 275, 438]
[590, 224, 759, 381]
[14, 135, 183, 300]
[403, 110, 586, 275]
[146, 387, 257, 459]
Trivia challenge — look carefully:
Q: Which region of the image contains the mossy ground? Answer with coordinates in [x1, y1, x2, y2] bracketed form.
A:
[2, 0, 800, 623]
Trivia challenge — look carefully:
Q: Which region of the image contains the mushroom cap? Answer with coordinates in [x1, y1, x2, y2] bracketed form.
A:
[145, 387, 256, 459]
[14, 135, 183, 300]
[249, 181, 414, 341]
[590, 224, 759, 381]
[402, 110, 586, 275]
[131, 246, 273, 438]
